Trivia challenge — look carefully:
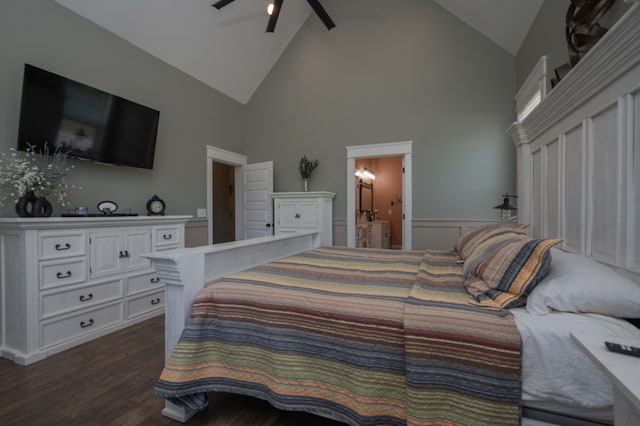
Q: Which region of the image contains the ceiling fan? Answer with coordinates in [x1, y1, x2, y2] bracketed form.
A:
[212, 0, 335, 33]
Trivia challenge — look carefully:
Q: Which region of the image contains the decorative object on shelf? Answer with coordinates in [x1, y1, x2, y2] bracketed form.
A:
[146, 195, 166, 216]
[32, 196, 52, 217]
[15, 191, 37, 218]
[552, 0, 614, 87]
[97, 200, 118, 215]
[494, 193, 518, 221]
[213, 0, 335, 33]
[0, 143, 79, 217]
[298, 156, 319, 192]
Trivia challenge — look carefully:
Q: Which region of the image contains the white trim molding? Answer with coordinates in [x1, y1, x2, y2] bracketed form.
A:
[516, 55, 548, 121]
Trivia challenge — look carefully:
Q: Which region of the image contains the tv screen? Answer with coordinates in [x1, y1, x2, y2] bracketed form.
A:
[17, 64, 159, 169]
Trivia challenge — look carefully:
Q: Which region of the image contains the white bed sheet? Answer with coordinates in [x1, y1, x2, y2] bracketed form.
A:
[511, 308, 640, 410]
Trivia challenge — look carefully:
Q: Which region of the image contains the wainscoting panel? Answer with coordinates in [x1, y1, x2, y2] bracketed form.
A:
[545, 139, 560, 239]
[564, 124, 584, 254]
[333, 219, 497, 251]
[185, 219, 208, 248]
[411, 220, 498, 251]
[590, 103, 620, 265]
[531, 150, 543, 239]
[633, 92, 640, 272]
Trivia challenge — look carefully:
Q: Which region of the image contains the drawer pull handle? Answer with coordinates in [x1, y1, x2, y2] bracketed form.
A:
[163, 234, 172, 240]
[79, 293, 93, 302]
[295, 213, 301, 218]
[150, 277, 161, 283]
[55, 243, 71, 251]
[151, 298, 161, 305]
[80, 319, 94, 328]
[56, 271, 72, 279]
[119, 250, 130, 258]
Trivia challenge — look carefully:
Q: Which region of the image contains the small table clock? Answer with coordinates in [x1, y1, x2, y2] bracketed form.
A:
[146, 195, 166, 216]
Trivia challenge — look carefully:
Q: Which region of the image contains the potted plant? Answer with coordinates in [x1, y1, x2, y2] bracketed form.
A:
[298, 156, 319, 192]
[0, 143, 79, 217]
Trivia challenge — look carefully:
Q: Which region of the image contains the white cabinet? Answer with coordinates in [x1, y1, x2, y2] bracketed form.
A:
[0, 215, 190, 365]
[273, 191, 335, 247]
[356, 221, 391, 249]
[89, 229, 152, 278]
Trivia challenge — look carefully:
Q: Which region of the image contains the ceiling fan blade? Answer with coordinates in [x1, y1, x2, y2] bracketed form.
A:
[306, 0, 335, 30]
[212, 0, 235, 10]
[266, 0, 284, 33]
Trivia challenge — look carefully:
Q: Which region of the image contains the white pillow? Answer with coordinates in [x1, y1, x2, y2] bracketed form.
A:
[526, 248, 640, 317]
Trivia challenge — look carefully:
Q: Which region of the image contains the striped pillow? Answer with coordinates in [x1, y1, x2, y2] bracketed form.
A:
[457, 223, 529, 261]
[463, 237, 561, 309]
[454, 223, 493, 254]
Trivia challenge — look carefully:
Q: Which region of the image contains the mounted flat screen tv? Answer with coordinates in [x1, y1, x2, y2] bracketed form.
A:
[17, 64, 159, 169]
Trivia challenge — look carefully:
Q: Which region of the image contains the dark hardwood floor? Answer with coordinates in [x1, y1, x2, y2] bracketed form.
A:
[0, 315, 345, 426]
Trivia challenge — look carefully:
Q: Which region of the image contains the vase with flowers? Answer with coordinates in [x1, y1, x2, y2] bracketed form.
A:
[0, 143, 79, 217]
[298, 155, 319, 192]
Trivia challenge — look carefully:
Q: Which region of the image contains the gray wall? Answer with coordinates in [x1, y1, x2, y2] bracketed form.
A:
[517, 0, 631, 89]
[245, 0, 517, 220]
[0, 0, 245, 217]
[1, 0, 525, 222]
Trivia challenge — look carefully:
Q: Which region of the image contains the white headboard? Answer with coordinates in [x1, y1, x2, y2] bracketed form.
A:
[508, 2, 640, 276]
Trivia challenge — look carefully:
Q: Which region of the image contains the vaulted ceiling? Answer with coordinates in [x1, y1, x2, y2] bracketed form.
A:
[53, 0, 543, 105]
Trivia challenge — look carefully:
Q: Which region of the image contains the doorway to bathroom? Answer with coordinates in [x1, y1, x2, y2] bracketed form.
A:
[346, 141, 413, 250]
[355, 156, 403, 249]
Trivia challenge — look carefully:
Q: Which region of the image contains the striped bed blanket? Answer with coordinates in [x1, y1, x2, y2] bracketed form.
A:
[155, 247, 521, 425]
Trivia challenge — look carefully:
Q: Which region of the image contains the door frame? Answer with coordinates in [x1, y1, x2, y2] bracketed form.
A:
[346, 141, 413, 249]
[206, 146, 247, 245]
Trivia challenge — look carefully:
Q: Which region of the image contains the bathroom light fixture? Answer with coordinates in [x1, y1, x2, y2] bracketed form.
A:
[363, 168, 376, 180]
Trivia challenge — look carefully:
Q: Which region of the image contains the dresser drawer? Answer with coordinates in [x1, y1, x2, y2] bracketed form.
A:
[127, 270, 162, 296]
[39, 257, 88, 289]
[127, 290, 164, 319]
[39, 231, 86, 260]
[40, 302, 123, 349]
[40, 279, 123, 319]
[153, 226, 181, 249]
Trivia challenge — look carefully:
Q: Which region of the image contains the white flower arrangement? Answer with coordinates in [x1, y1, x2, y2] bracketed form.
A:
[0, 143, 79, 207]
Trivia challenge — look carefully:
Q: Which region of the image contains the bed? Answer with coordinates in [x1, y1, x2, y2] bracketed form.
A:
[145, 3, 640, 425]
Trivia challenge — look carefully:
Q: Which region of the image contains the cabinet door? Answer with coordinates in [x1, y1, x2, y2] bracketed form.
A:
[296, 201, 319, 228]
[89, 229, 151, 278]
[123, 229, 151, 271]
[90, 232, 122, 279]
[276, 201, 300, 228]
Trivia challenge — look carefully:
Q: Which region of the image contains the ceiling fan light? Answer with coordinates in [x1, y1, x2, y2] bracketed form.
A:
[266, 0, 283, 32]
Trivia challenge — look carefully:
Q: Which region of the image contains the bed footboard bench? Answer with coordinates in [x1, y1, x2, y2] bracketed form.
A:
[143, 230, 321, 422]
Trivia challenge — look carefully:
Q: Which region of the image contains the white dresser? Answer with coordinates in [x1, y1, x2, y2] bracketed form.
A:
[0, 215, 191, 365]
[272, 191, 335, 247]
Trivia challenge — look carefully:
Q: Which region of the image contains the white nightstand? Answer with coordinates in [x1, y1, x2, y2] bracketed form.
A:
[571, 333, 640, 426]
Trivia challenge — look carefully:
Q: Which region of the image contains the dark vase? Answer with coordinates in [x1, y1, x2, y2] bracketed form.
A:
[15, 191, 37, 217]
[33, 196, 53, 217]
